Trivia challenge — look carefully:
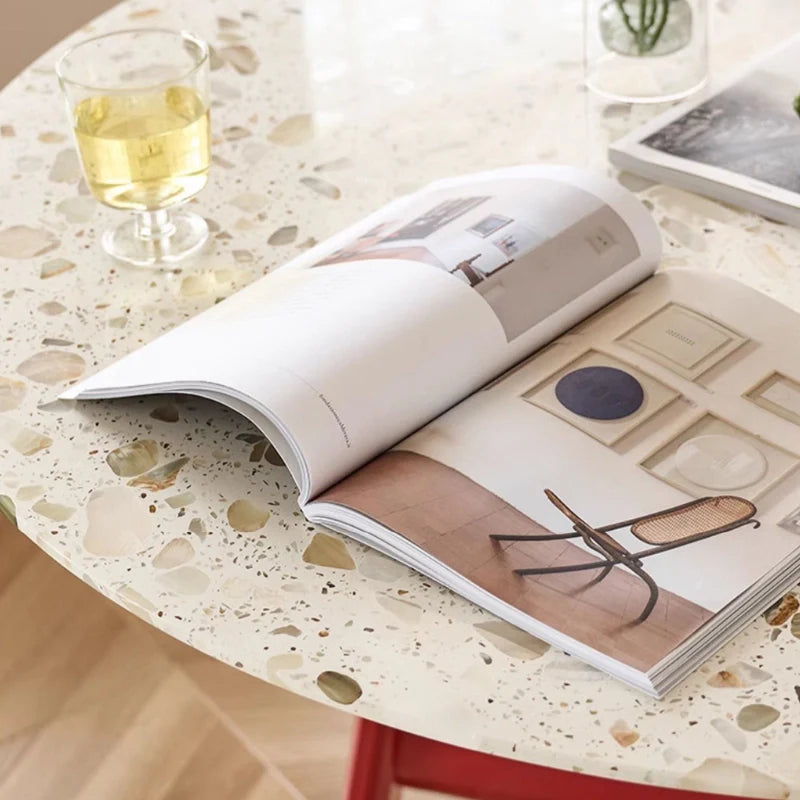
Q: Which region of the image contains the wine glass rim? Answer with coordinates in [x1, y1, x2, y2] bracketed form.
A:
[55, 27, 209, 93]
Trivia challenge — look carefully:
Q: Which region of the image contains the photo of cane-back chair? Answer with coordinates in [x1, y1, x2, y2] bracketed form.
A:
[491, 490, 760, 622]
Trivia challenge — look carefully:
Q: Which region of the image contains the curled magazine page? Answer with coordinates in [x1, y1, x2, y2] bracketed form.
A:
[63, 165, 660, 500]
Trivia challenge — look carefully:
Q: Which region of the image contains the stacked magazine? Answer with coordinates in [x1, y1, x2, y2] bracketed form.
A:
[611, 32, 800, 226]
[64, 165, 800, 697]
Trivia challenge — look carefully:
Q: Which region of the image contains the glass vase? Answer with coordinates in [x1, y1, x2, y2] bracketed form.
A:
[584, 0, 708, 103]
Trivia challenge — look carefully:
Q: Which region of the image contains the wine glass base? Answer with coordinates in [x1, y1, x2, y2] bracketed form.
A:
[102, 210, 209, 268]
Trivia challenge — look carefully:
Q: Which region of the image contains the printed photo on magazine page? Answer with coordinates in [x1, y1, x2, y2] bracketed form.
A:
[314, 271, 800, 673]
[313, 176, 640, 342]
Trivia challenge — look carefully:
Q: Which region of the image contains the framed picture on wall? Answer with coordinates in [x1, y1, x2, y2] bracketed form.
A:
[640, 413, 799, 500]
[522, 349, 680, 446]
[745, 372, 800, 426]
[618, 303, 748, 380]
[466, 214, 512, 238]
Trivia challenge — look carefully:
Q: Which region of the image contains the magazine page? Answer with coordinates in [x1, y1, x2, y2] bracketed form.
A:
[308, 269, 800, 688]
[63, 165, 660, 501]
[610, 33, 800, 225]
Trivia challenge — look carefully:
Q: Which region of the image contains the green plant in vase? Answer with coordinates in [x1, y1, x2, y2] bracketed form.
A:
[599, 0, 693, 57]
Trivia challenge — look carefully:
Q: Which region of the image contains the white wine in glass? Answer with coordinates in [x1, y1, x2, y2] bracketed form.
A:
[57, 29, 211, 267]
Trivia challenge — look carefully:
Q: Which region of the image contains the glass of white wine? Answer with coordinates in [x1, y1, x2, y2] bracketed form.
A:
[56, 29, 211, 267]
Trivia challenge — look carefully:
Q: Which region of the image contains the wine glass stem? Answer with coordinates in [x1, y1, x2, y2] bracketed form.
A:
[134, 209, 176, 242]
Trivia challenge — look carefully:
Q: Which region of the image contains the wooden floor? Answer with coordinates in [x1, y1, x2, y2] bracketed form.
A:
[319, 450, 713, 672]
[0, 516, 452, 800]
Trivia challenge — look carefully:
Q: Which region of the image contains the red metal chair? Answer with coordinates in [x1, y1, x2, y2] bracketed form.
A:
[346, 718, 740, 800]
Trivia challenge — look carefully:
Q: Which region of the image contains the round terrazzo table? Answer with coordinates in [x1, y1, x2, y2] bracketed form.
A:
[2, 1, 800, 797]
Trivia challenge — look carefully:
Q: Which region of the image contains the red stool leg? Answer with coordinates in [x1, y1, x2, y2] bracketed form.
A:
[348, 720, 741, 800]
[345, 719, 400, 800]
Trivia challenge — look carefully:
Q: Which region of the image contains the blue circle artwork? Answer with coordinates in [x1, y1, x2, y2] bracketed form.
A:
[554, 366, 644, 420]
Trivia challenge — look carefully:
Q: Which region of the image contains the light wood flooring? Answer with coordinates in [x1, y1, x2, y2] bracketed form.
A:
[0, 516, 453, 800]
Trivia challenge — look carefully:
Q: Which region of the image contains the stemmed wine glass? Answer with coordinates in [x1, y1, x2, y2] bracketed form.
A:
[56, 28, 211, 267]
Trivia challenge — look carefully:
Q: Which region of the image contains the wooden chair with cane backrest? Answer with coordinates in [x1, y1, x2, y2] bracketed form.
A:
[491, 490, 759, 622]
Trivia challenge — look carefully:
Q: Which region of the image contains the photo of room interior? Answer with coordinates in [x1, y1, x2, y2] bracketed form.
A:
[305, 267, 800, 685]
[313, 178, 641, 341]
[317, 320, 800, 668]
[317, 450, 716, 671]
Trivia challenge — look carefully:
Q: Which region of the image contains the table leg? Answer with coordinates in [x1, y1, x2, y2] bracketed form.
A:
[345, 717, 401, 800]
[345, 718, 740, 800]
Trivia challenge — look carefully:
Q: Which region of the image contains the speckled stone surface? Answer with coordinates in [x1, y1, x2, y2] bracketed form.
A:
[2, 1, 800, 796]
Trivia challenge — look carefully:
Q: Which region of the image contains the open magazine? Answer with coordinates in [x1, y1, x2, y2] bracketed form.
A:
[63, 165, 800, 697]
[610, 33, 800, 226]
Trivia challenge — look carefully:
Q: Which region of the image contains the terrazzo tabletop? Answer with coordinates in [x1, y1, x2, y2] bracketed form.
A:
[2, 0, 800, 796]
